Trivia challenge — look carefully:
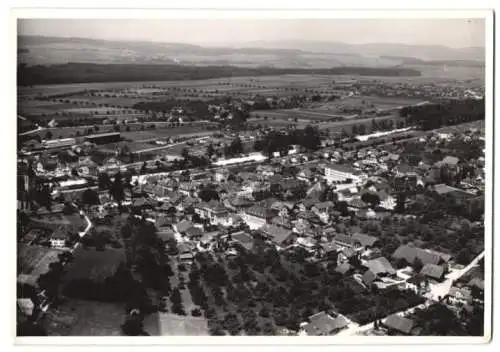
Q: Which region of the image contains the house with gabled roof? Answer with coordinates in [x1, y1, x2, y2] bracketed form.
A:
[240, 205, 275, 230]
[299, 311, 349, 336]
[364, 256, 396, 276]
[229, 231, 255, 252]
[420, 263, 446, 281]
[258, 224, 296, 249]
[382, 314, 415, 335]
[392, 245, 445, 267]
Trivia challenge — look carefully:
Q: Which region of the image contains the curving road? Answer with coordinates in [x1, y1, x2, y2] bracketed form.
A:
[334, 250, 485, 336]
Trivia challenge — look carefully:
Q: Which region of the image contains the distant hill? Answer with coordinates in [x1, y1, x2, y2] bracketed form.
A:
[18, 35, 484, 70]
[379, 56, 485, 68]
[243, 40, 485, 61]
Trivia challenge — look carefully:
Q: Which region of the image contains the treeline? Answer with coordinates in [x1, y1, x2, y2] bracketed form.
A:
[17, 63, 421, 86]
[254, 125, 322, 157]
[399, 99, 485, 130]
[380, 56, 485, 68]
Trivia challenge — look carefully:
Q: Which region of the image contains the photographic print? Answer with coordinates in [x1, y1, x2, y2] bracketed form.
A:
[15, 10, 491, 342]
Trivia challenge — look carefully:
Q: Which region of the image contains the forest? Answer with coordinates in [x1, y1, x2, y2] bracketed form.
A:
[399, 99, 485, 130]
[18, 63, 421, 86]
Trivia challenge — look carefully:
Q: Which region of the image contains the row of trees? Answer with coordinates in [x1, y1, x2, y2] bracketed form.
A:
[18, 63, 420, 86]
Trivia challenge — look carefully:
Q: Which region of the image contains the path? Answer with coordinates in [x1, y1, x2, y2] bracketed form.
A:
[427, 250, 485, 301]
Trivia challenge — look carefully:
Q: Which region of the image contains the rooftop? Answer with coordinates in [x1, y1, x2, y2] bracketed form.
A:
[383, 314, 415, 334]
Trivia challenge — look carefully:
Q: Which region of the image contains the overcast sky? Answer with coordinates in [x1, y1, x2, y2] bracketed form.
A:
[18, 18, 485, 48]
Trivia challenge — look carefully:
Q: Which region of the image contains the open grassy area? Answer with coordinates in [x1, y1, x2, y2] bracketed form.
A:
[44, 299, 125, 336]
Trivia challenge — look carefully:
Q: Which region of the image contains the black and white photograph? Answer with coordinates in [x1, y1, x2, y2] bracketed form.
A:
[14, 9, 492, 342]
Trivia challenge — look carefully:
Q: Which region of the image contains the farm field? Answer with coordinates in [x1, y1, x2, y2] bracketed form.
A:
[20, 121, 216, 141]
[44, 299, 126, 336]
[18, 67, 484, 101]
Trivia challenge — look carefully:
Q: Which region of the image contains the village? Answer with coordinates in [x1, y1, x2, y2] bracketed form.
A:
[17, 106, 485, 336]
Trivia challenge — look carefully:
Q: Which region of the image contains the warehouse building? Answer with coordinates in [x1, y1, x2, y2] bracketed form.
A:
[84, 132, 121, 145]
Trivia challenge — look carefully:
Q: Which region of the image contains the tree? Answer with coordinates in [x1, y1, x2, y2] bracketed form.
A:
[412, 257, 424, 273]
[357, 123, 367, 135]
[456, 247, 472, 265]
[110, 172, 125, 206]
[181, 148, 190, 161]
[351, 124, 359, 135]
[395, 193, 407, 213]
[71, 168, 79, 177]
[81, 188, 99, 207]
[121, 316, 144, 336]
[361, 193, 380, 209]
[191, 308, 203, 317]
[198, 187, 219, 202]
[206, 143, 215, 159]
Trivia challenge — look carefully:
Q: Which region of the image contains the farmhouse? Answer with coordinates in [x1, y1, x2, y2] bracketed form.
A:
[392, 245, 448, 267]
[299, 311, 349, 336]
[382, 314, 415, 335]
[420, 263, 446, 281]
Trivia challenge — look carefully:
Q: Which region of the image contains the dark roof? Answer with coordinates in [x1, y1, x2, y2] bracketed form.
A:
[313, 201, 335, 212]
[157, 230, 175, 242]
[352, 233, 378, 248]
[468, 277, 485, 291]
[259, 224, 293, 245]
[304, 312, 349, 335]
[364, 257, 396, 275]
[176, 219, 194, 233]
[231, 231, 254, 251]
[230, 197, 253, 207]
[348, 198, 368, 209]
[335, 263, 352, 275]
[341, 247, 357, 258]
[196, 200, 227, 213]
[185, 226, 204, 238]
[395, 163, 414, 174]
[362, 270, 377, 285]
[420, 264, 445, 280]
[392, 245, 442, 266]
[178, 242, 194, 254]
[334, 234, 353, 247]
[383, 314, 415, 334]
[320, 242, 338, 253]
[270, 216, 293, 229]
[433, 183, 473, 197]
[245, 205, 271, 219]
